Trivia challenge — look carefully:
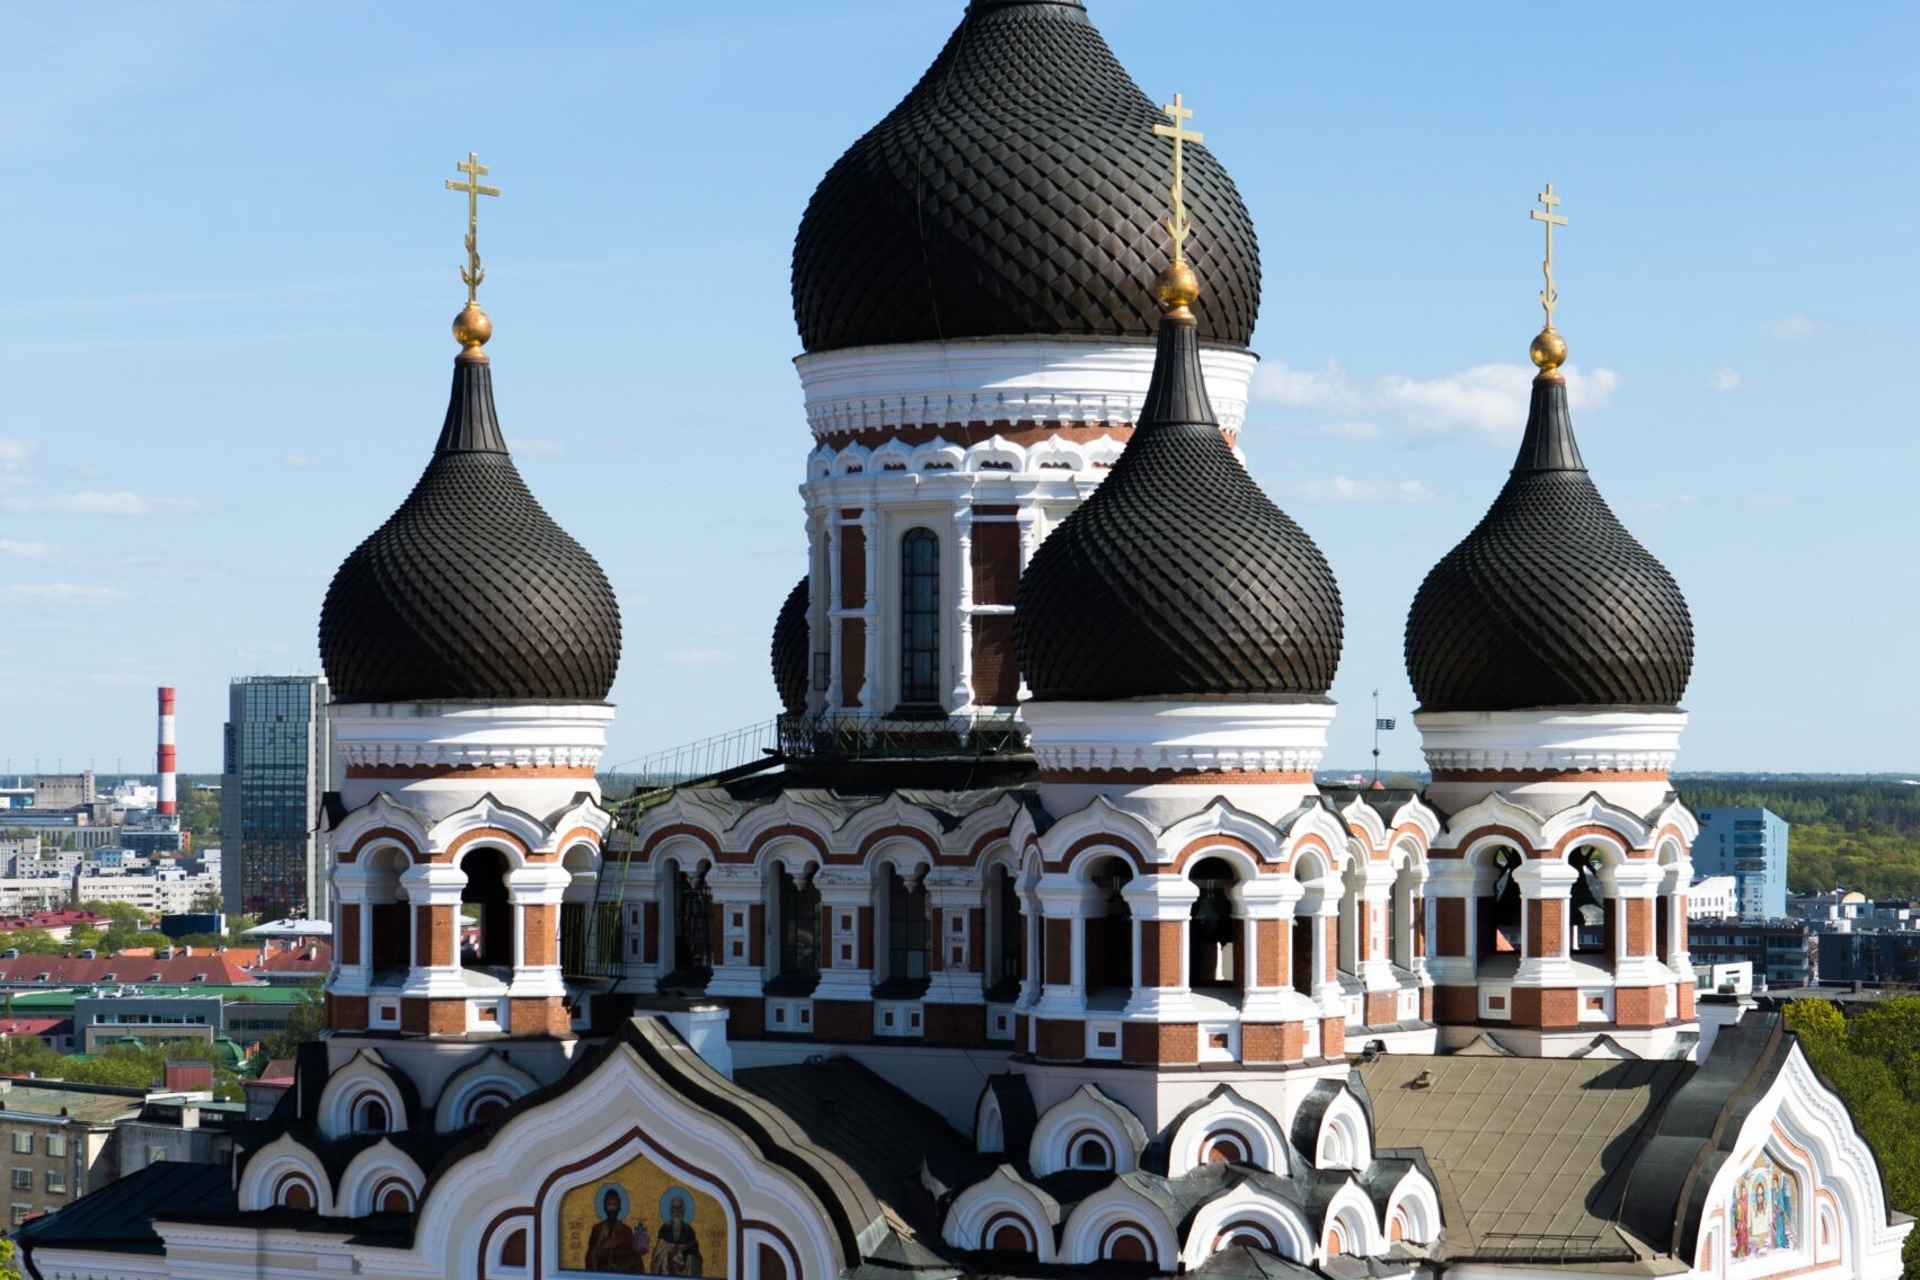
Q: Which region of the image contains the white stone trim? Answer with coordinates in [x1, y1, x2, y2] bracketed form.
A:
[1415, 707, 1687, 775]
[944, 1165, 1061, 1260]
[794, 335, 1258, 438]
[331, 701, 614, 771]
[1025, 700, 1335, 775]
[1165, 1087, 1290, 1178]
[238, 1133, 335, 1215]
[338, 1140, 427, 1217]
[1061, 1180, 1179, 1268]
[1029, 1083, 1147, 1177]
[316, 1048, 407, 1141]
[433, 1049, 540, 1132]
[1181, 1182, 1316, 1267]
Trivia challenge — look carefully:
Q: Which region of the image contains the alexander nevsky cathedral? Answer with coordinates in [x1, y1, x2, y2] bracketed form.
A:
[19, 3, 1908, 1279]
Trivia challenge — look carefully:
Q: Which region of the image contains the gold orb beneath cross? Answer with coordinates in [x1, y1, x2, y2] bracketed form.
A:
[1155, 258, 1200, 315]
[1530, 326, 1567, 374]
[453, 302, 493, 354]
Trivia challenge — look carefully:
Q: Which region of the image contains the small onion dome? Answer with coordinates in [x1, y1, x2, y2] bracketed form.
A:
[771, 575, 810, 716]
[1404, 368, 1693, 711]
[1015, 296, 1343, 700]
[791, 0, 1260, 353]
[319, 353, 622, 703]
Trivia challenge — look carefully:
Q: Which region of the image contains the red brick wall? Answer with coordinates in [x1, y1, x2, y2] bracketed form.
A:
[727, 997, 766, 1038]
[1045, 919, 1071, 984]
[1326, 918, 1339, 980]
[1242, 1022, 1304, 1064]
[839, 523, 865, 608]
[523, 905, 556, 966]
[328, 993, 368, 1032]
[858, 907, 874, 971]
[1123, 1021, 1197, 1066]
[1365, 991, 1397, 1027]
[509, 996, 568, 1037]
[750, 905, 766, 968]
[339, 905, 361, 965]
[1677, 980, 1696, 1020]
[416, 905, 454, 968]
[642, 902, 659, 965]
[1257, 918, 1284, 988]
[1321, 1017, 1346, 1059]
[1436, 899, 1466, 957]
[814, 1000, 872, 1043]
[1511, 986, 1578, 1028]
[840, 619, 865, 708]
[1625, 899, 1652, 957]
[1615, 986, 1660, 1028]
[1434, 985, 1477, 1024]
[1034, 1018, 1082, 1061]
[925, 1002, 986, 1046]
[1527, 899, 1565, 958]
[1139, 921, 1180, 988]
[972, 522, 1019, 604]
[971, 615, 1020, 706]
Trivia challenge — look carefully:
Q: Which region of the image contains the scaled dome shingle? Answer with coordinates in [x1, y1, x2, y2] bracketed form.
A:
[771, 575, 810, 716]
[1404, 374, 1693, 711]
[319, 359, 622, 704]
[792, 0, 1260, 353]
[1016, 306, 1342, 700]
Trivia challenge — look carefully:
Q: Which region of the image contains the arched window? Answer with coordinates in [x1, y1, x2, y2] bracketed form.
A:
[377, 1181, 412, 1214]
[277, 1174, 316, 1212]
[460, 847, 513, 971]
[1189, 856, 1240, 989]
[779, 872, 821, 980]
[1069, 1132, 1113, 1170]
[988, 866, 1022, 1000]
[500, 1227, 528, 1267]
[1570, 847, 1609, 959]
[465, 1090, 512, 1126]
[1087, 858, 1134, 1000]
[899, 528, 940, 706]
[1478, 848, 1523, 974]
[670, 867, 712, 981]
[354, 1095, 389, 1134]
[886, 866, 929, 984]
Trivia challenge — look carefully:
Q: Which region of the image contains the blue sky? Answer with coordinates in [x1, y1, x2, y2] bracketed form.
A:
[1, 1, 1914, 776]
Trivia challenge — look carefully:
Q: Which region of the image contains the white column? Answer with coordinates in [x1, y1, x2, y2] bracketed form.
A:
[806, 509, 829, 714]
[1512, 860, 1579, 987]
[506, 864, 571, 1000]
[814, 868, 874, 1002]
[1031, 876, 1097, 1020]
[1301, 875, 1345, 1020]
[1357, 862, 1400, 995]
[927, 876, 984, 1004]
[825, 512, 844, 710]
[1015, 506, 1040, 702]
[859, 508, 880, 713]
[1237, 877, 1314, 1022]
[1605, 861, 1668, 986]
[951, 506, 974, 712]
[328, 865, 374, 997]
[397, 863, 467, 1000]
[704, 866, 765, 999]
[1121, 874, 1199, 1019]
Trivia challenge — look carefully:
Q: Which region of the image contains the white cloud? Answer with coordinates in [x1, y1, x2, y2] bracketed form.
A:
[284, 453, 314, 468]
[1289, 475, 1438, 504]
[1768, 313, 1818, 340]
[0, 539, 51, 558]
[1255, 360, 1618, 437]
[0, 491, 192, 516]
[1313, 421, 1381, 440]
[514, 438, 566, 459]
[1712, 368, 1742, 392]
[6, 583, 125, 602]
[0, 438, 30, 471]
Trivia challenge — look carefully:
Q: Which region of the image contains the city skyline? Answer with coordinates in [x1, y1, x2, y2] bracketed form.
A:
[1, 1, 1914, 773]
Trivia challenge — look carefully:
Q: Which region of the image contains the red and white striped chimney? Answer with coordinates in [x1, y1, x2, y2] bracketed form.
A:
[156, 685, 177, 819]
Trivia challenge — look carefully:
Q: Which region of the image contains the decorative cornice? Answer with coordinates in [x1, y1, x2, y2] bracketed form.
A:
[337, 743, 604, 770]
[795, 337, 1256, 439]
[1416, 708, 1686, 778]
[1026, 700, 1333, 779]
[345, 762, 598, 779]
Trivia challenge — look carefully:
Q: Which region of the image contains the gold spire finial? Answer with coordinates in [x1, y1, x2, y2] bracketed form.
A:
[1528, 183, 1569, 378]
[1152, 92, 1204, 317]
[444, 152, 501, 360]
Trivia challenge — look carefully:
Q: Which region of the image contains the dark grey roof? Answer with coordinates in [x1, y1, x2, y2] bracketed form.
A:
[772, 574, 810, 716]
[17, 1160, 232, 1256]
[1015, 307, 1342, 700]
[981, 1073, 1039, 1168]
[319, 355, 621, 703]
[1357, 1052, 1691, 1264]
[791, 0, 1259, 353]
[1404, 373, 1693, 713]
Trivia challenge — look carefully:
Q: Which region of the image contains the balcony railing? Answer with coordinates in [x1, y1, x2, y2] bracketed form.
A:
[775, 710, 1028, 762]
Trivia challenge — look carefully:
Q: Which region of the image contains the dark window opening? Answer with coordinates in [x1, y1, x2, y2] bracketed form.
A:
[1189, 856, 1240, 989]
[1570, 848, 1608, 959]
[672, 870, 712, 981]
[899, 528, 941, 706]
[1478, 848, 1524, 969]
[1087, 860, 1134, 998]
[1292, 916, 1314, 996]
[460, 848, 513, 972]
[887, 867, 929, 985]
[988, 866, 1022, 1001]
[779, 874, 821, 980]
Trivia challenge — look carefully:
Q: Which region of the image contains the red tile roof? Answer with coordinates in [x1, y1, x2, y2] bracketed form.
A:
[253, 943, 331, 975]
[0, 1017, 67, 1037]
[0, 954, 255, 987]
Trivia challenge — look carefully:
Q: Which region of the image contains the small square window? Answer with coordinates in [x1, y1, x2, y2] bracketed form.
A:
[45, 1135, 65, 1158]
[11, 1169, 30, 1190]
[9, 1134, 29, 1155]
[44, 1171, 64, 1195]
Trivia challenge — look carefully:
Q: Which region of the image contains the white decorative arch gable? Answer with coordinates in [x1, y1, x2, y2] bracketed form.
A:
[238, 1133, 334, 1215]
[339, 1140, 427, 1217]
[1035, 795, 1159, 872]
[1434, 792, 1546, 854]
[1283, 805, 1355, 875]
[1539, 791, 1654, 852]
[1321, 1177, 1384, 1257]
[412, 1040, 847, 1280]
[1029, 1084, 1147, 1176]
[1311, 1087, 1373, 1171]
[329, 791, 433, 858]
[944, 1165, 1060, 1261]
[910, 436, 965, 472]
[435, 1049, 541, 1132]
[426, 794, 547, 864]
[317, 1048, 407, 1140]
[1061, 1178, 1179, 1268]
[1157, 799, 1281, 873]
[1165, 1087, 1289, 1177]
[1181, 1182, 1315, 1267]
[1380, 1166, 1442, 1245]
[964, 435, 1026, 472]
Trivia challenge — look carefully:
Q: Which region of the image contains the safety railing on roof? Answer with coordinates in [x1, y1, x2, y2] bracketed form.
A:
[774, 709, 1028, 761]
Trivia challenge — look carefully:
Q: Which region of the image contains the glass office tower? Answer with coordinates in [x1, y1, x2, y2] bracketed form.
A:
[220, 676, 335, 919]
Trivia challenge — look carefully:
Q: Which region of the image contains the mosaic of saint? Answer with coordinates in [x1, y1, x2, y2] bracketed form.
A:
[1730, 1151, 1797, 1261]
[559, 1149, 727, 1276]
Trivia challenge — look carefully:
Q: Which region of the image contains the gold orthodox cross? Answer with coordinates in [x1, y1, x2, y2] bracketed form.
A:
[1530, 183, 1567, 327]
[1153, 94, 1204, 261]
[445, 152, 501, 305]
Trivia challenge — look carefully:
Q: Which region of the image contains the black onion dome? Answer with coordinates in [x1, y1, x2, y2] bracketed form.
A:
[319, 358, 622, 703]
[771, 576, 810, 716]
[791, 0, 1260, 353]
[1404, 375, 1693, 711]
[1015, 308, 1342, 700]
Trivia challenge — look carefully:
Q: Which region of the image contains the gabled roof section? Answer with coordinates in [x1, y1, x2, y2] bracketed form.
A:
[18, 1160, 233, 1256]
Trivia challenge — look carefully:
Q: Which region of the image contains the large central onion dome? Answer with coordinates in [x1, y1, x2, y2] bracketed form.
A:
[1016, 274, 1342, 700]
[319, 340, 621, 704]
[1404, 343, 1693, 711]
[791, 0, 1261, 353]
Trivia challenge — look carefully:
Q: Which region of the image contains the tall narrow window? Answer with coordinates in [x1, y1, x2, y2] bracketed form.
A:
[991, 867, 1022, 999]
[673, 870, 712, 978]
[899, 528, 941, 706]
[888, 869, 929, 983]
[780, 875, 821, 978]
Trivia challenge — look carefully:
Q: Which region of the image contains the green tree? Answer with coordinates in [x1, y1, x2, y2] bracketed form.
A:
[188, 885, 226, 914]
[0, 928, 63, 955]
[0, 1235, 25, 1280]
[260, 989, 327, 1061]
